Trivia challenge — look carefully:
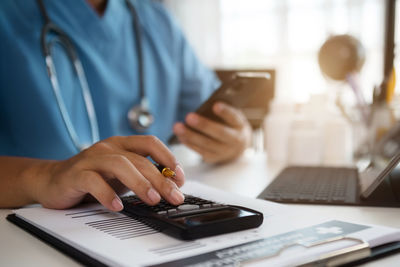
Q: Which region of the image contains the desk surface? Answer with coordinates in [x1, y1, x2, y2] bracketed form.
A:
[1, 147, 400, 266]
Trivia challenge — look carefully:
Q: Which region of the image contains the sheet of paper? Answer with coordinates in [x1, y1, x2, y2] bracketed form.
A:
[13, 181, 400, 267]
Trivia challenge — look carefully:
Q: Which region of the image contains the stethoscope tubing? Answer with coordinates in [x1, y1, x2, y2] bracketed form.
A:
[41, 21, 100, 151]
[37, 0, 149, 152]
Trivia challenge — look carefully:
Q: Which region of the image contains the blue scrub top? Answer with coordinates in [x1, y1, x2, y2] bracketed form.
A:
[0, 0, 218, 160]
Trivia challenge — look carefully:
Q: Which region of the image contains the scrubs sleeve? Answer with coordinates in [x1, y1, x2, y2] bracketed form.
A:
[148, 1, 220, 122]
[177, 34, 220, 122]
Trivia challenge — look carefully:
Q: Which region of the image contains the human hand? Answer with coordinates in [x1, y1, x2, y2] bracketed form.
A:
[31, 136, 185, 211]
[173, 102, 252, 164]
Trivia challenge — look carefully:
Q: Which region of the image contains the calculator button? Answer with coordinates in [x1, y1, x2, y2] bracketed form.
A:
[157, 211, 167, 215]
[168, 209, 178, 215]
[177, 204, 200, 211]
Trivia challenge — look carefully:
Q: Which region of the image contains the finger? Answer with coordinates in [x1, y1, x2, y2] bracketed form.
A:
[106, 135, 179, 174]
[178, 139, 222, 164]
[213, 102, 248, 129]
[86, 154, 161, 205]
[173, 125, 221, 160]
[173, 122, 227, 154]
[77, 171, 123, 211]
[109, 145, 185, 190]
[87, 140, 185, 190]
[183, 114, 240, 145]
[119, 153, 185, 205]
[174, 164, 185, 187]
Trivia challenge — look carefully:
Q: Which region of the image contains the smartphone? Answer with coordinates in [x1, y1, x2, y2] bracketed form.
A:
[194, 72, 271, 125]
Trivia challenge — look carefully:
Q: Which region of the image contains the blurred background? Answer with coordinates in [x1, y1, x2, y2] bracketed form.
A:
[163, 0, 400, 166]
[163, 0, 397, 103]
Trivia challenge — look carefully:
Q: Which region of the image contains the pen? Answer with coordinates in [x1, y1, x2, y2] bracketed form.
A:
[386, 68, 396, 104]
[154, 163, 176, 178]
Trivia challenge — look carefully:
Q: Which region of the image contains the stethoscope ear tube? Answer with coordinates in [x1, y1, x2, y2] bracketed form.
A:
[44, 54, 87, 151]
[40, 19, 100, 151]
[37, 0, 77, 62]
[37, 0, 152, 152]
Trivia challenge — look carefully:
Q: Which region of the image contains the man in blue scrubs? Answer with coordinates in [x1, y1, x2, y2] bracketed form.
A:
[0, 0, 251, 210]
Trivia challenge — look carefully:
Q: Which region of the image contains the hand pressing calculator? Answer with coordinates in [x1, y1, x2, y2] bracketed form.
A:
[121, 195, 263, 240]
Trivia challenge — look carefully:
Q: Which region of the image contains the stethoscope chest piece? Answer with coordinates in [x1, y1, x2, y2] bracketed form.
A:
[128, 98, 154, 131]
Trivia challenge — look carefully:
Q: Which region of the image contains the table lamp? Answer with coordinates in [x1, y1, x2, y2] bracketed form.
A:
[318, 34, 369, 124]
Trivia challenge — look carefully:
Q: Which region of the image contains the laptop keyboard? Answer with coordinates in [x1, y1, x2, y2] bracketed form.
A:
[260, 166, 359, 204]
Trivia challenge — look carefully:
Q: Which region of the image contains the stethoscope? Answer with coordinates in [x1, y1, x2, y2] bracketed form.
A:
[36, 0, 154, 152]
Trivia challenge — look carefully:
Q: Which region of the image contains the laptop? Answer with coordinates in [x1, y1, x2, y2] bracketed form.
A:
[258, 152, 400, 207]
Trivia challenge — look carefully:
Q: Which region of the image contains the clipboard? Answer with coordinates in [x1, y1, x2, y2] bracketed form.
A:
[6, 214, 106, 267]
[7, 213, 400, 267]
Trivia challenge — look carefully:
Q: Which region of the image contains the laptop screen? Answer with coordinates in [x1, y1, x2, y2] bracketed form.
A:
[360, 153, 400, 198]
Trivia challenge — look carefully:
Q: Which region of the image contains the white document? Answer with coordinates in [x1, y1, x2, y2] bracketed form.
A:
[12, 181, 400, 267]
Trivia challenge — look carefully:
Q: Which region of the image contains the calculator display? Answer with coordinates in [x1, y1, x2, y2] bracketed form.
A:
[173, 208, 244, 226]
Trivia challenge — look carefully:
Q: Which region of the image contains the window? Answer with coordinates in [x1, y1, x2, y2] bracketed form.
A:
[164, 0, 386, 103]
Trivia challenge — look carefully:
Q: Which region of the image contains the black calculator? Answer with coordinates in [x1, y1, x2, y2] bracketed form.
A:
[121, 195, 263, 240]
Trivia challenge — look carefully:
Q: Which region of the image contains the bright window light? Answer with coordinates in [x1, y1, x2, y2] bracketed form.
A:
[165, 0, 385, 103]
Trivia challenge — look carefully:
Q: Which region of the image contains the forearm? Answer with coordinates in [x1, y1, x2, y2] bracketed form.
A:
[0, 156, 51, 208]
[0, 136, 186, 211]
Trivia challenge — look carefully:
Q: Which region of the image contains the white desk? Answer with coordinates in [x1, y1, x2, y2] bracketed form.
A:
[1, 147, 400, 266]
